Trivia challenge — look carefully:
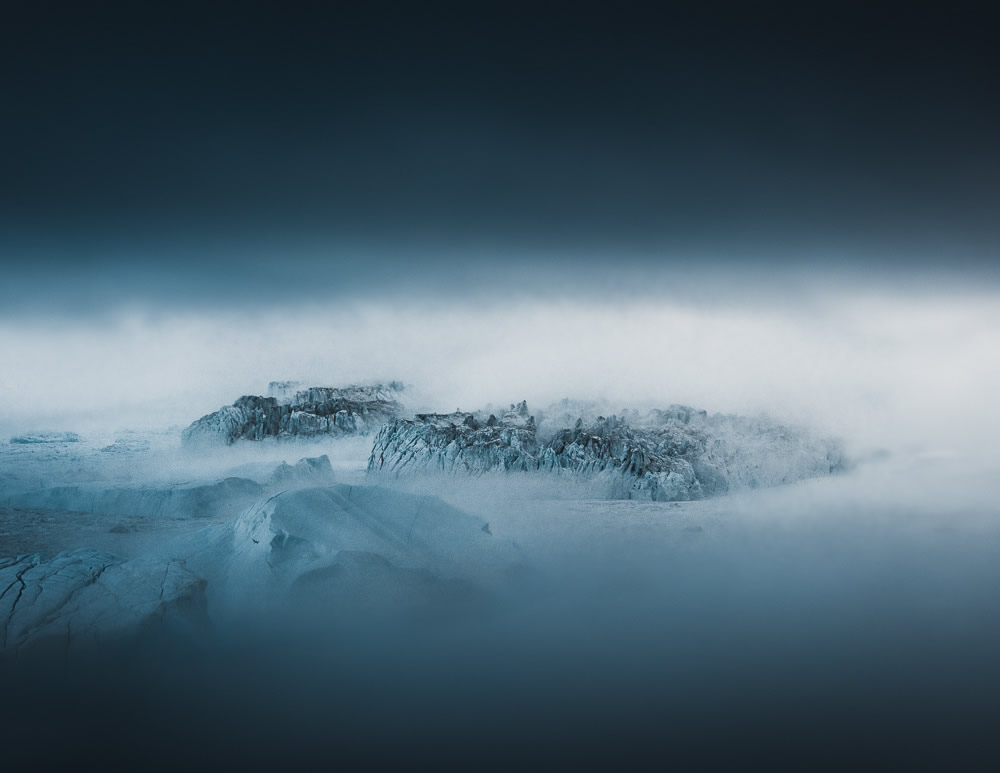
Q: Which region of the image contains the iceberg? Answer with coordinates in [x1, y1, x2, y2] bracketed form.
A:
[9, 432, 81, 444]
[182, 383, 406, 446]
[369, 401, 845, 500]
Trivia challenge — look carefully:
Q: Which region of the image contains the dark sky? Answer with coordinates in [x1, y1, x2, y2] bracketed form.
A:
[2, 1, 999, 308]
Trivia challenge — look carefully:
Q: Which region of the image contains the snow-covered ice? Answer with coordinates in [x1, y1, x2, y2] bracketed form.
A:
[369, 399, 844, 500]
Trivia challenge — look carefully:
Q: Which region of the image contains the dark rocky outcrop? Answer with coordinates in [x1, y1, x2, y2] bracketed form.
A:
[182, 383, 405, 446]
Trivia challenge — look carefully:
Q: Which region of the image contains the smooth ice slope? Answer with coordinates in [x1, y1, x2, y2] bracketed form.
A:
[173, 483, 521, 616]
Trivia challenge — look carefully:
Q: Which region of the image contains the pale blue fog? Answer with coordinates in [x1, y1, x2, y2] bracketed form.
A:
[3, 2, 1000, 769]
[3, 274, 1000, 768]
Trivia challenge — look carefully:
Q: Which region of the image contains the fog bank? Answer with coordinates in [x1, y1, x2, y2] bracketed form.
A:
[2, 291, 997, 458]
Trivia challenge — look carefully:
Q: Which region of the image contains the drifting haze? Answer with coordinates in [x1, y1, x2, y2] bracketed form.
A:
[2, 2, 998, 461]
[2, 288, 997, 460]
[4, 7, 1000, 769]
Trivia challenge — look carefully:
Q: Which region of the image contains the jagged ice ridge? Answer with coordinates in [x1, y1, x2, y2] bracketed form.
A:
[369, 401, 845, 501]
[182, 383, 406, 446]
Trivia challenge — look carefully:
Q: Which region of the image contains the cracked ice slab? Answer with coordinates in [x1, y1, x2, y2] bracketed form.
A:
[0, 549, 206, 653]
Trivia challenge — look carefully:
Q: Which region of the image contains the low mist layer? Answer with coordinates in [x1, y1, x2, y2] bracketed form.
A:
[3, 291, 998, 460]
